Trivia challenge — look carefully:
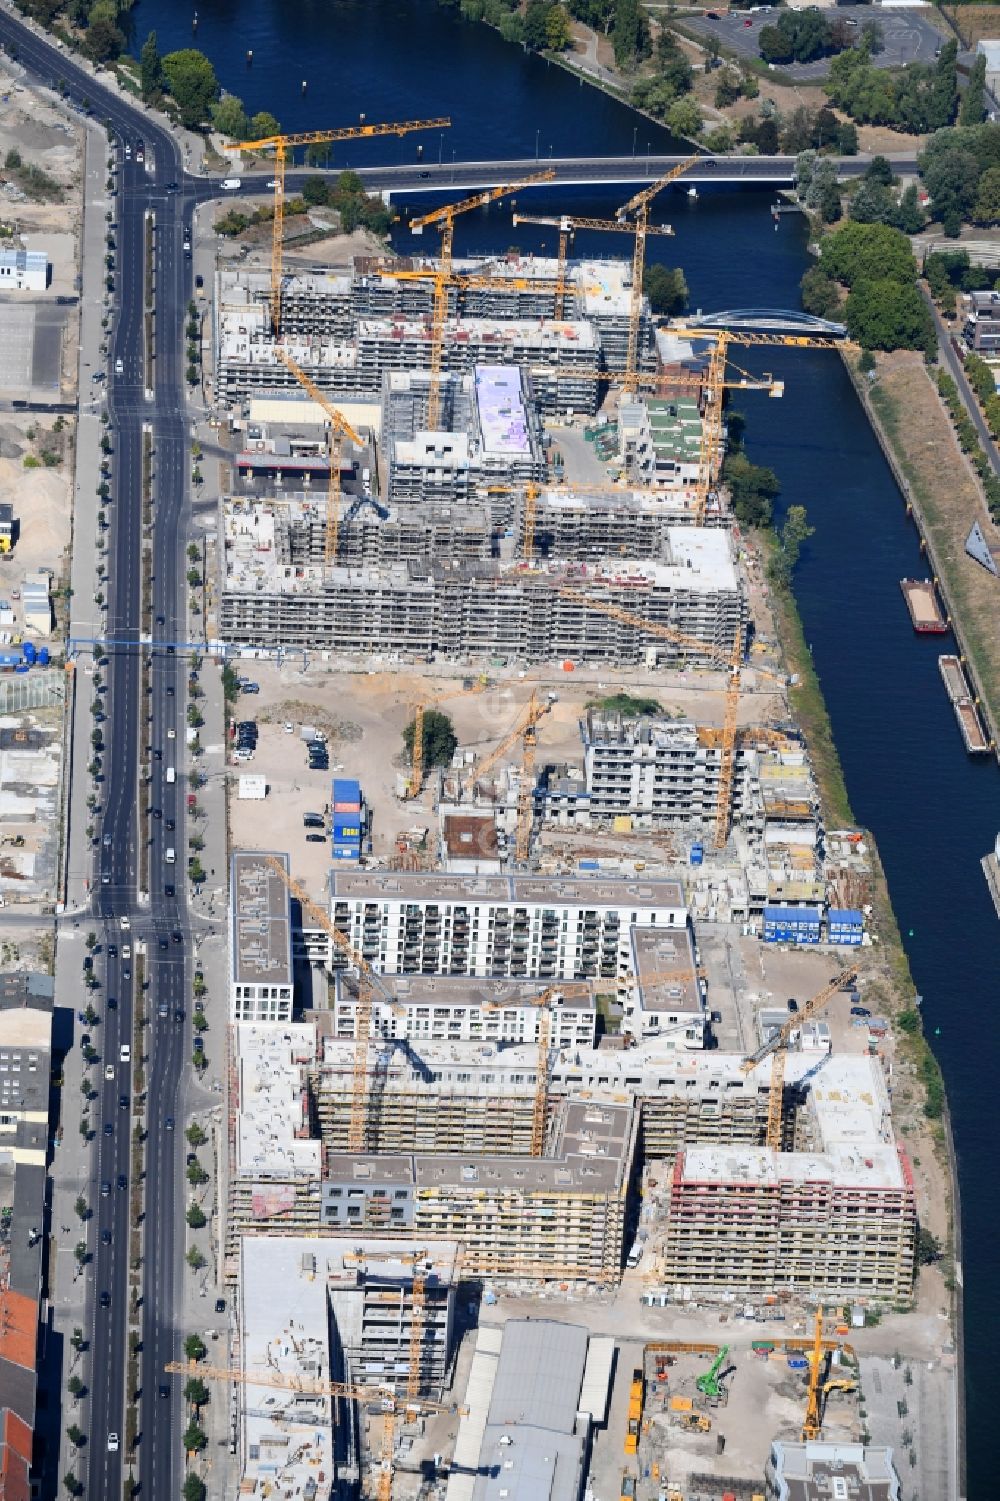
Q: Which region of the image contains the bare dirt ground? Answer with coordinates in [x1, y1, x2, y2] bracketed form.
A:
[943, 4, 1000, 45]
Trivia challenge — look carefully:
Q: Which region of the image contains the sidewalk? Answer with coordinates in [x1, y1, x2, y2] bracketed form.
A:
[63, 118, 113, 913]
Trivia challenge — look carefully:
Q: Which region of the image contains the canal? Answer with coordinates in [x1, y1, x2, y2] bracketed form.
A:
[133, 1, 998, 1491]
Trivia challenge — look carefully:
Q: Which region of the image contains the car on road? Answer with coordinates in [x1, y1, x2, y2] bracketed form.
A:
[166, 684, 174, 696]
[100, 1180, 110, 1197]
[103, 1122, 113, 1137]
[215, 1298, 226, 1313]
[175, 1008, 185, 1023]
[165, 1116, 174, 1131]
[107, 995, 117, 1010]
[167, 728, 176, 740]
[104, 1064, 114, 1081]
[284, 721, 294, 734]
[119, 1094, 128, 1111]
[166, 819, 175, 832]
[172, 929, 182, 943]
[122, 966, 131, 981]
[107, 944, 117, 957]
[120, 916, 129, 930]
[115, 357, 123, 373]
[158, 937, 168, 950]
[159, 1384, 170, 1399]
[107, 1432, 119, 1452]
[100, 1291, 111, 1308]
[101, 1229, 112, 1245]
[102, 833, 112, 848]
[152, 808, 162, 820]
[164, 883, 175, 897]
[119, 1044, 131, 1063]
[117, 1173, 127, 1191]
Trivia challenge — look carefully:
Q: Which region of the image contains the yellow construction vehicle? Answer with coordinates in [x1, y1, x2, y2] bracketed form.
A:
[407, 170, 555, 429]
[227, 116, 449, 334]
[679, 1412, 712, 1433]
[624, 1366, 644, 1455]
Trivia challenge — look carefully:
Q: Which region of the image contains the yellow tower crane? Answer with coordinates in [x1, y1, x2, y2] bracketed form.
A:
[227, 116, 450, 334]
[802, 1307, 828, 1441]
[405, 677, 488, 801]
[408, 169, 556, 429]
[264, 856, 400, 1151]
[510, 209, 676, 323]
[275, 348, 363, 564]
[739, 966, 859, 1150]
[166, 1358, 464, 1501]
[551, 583, 783, 848]
[483, 982, 592, 1155]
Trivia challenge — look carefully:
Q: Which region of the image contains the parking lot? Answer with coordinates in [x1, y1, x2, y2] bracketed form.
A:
[682, 6, 943, 82]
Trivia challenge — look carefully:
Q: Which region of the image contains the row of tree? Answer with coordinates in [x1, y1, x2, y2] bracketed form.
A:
[825, 37, 958, 136]
[439, 0, 572, 52]
[16, 0, 135, 63]
[918, 122, 1000, 236]
[139, 33, 280, 137]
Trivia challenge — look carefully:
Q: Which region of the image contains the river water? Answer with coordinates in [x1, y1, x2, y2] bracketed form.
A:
[132, 1, 999, 1491]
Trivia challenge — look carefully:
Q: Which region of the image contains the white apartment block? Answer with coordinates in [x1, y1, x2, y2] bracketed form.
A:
[332, 973, 597, 1049]
[229, 851, 295, 1022]
[322, 871, 687, 983]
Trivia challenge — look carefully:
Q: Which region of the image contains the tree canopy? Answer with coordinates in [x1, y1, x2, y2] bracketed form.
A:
[403, 710, 458, 771]
[723, 452, 781, 530]
[643, 263, 688, 316]
[844, 278, 935, 355]
[162, 49, 220, 129]
[818, 221, 916, 287]
[826, 38, 957, 134]
[759, 9, 837, 66]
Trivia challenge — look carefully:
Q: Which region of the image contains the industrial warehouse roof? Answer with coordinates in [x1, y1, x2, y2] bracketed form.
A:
[486, 1320, 588, 1432]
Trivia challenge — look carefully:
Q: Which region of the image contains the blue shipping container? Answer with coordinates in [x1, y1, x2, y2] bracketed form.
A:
[0, 649, 23, 668]
[332, 845, 360, 861]
[689, 843, 704, 865]
[332, 778, 362, 812]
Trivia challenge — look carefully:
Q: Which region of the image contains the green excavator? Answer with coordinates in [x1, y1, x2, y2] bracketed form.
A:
[695, 1345, 730, 1399]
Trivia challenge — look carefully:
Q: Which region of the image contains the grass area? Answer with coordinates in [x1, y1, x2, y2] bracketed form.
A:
[586, 692, 662, 717]
[862, 351, 1000, 739]
[759, 531, 855, 827]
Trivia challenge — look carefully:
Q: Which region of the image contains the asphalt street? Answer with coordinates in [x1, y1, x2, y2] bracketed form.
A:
[682, 7, 943, 83]
[0, 9, 193, 1499]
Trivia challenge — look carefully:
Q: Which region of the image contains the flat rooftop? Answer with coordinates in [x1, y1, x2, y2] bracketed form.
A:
[474, 364, 530, 456]
[441, 812, 500, 863]
[234, 1023, 321, 1181]
[768, 1439, 901, 1501]
[230, 850, 293, 990]
[679, 1139, 906, 1192]
[336, 972, 596, 1014]
[239, 1236, 334, 1501]
[330, 870, 686, 911]
[326, 1097, 636, 1194]
[631, 925, 701, 1016]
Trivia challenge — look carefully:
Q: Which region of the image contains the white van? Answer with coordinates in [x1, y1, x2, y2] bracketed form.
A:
[222, 177, 242, 191]
[165, 847, 175, 865]
[165, 767, 176, 784]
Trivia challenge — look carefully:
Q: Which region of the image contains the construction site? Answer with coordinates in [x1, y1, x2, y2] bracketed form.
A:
[204, 134, 939, 1501]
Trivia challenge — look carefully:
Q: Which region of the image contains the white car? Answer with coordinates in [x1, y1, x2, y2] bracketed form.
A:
[284, 722, 294, 734]
[107, 1433, 119, 1453]
[104, 1064, 114, 1081]
[119, 1044, 131, 1064]
[167, 729, 176, 740]
[120, 916, 130, 931]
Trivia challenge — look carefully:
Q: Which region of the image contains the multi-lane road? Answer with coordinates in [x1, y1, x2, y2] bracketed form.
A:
[0, 9, 196, 1498]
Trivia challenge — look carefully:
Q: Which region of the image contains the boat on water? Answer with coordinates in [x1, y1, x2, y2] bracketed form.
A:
[938, 655, 990, 754]
[900, 578, 948, 633]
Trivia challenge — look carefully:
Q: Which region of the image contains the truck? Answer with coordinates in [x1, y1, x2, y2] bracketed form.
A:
[165, 768, 176, 784]
[222, 177, 242, 190]
[624, 1368, 643, 1456]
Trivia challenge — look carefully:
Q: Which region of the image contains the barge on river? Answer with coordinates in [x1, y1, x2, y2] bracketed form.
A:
[900, 577, 948, 633]
[939, 654, 990, 754]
